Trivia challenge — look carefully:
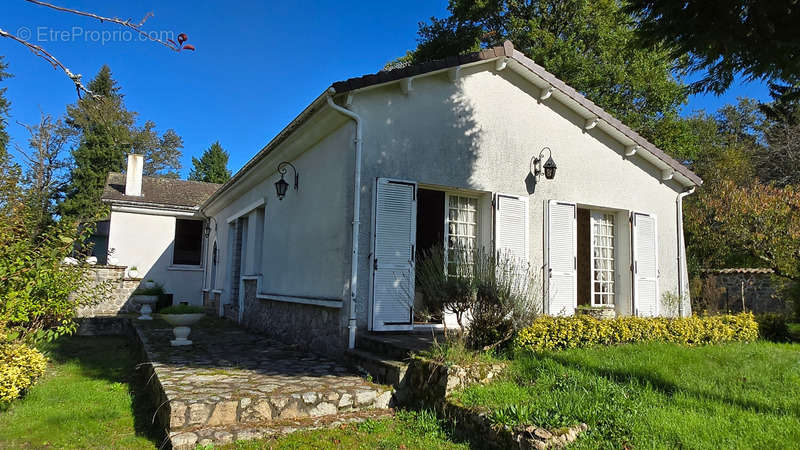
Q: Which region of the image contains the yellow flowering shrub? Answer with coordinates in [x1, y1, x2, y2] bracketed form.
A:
[513, 313, 758, 353]
[0, 343, 48, 403]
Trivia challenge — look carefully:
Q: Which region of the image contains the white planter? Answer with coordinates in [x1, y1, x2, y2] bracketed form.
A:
[160, 313, 205, 346]
[128, 268, 139, 278]
[133, 295, 158, 320]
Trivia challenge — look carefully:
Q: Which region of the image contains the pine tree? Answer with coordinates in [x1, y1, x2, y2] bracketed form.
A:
[59, 66, 184, 219]
[60, 66, 133, 220]
[188, 141, 231, 184]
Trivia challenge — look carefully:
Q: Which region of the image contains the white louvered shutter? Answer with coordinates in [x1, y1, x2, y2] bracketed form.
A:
[371, 178, 417, 331]
[547, 201, 577, 316]
[633, 212, 658, 317]
[494, 194, 529, 263]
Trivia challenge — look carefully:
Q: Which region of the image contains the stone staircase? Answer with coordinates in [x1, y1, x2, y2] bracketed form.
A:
[344, 332, 441, 387]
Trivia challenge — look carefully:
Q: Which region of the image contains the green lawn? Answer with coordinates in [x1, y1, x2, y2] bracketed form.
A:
[454, 341, 800, 449]
[0, 336, 162, 449]
[219, 410, 468, 449]
[0, 337, 466, 450]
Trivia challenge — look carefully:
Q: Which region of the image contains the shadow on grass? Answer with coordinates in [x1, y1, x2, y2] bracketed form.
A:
[536, 349, 800, 419]
[40, 336, 166, 447]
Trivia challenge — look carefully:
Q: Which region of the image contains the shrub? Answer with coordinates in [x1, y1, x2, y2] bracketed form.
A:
[0, 343, 48, 404]
[513, 313, 758, 353]
[754, 313, 791, 342]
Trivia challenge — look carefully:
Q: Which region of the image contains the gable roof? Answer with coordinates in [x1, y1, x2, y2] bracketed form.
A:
[102, 172, 221, 211]
[332, 41, 702, 186]
[204, 41, 700, 208]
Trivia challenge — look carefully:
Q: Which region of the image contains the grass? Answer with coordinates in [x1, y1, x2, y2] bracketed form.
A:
[215, 410, 467, 450]
[453, 341, 800, 449]
[0, 336, 162, 449]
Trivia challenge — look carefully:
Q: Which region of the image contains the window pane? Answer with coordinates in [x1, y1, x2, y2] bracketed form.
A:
[173, 219, 203, 265]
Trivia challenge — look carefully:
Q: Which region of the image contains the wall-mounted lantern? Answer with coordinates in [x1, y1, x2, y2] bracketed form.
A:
[531, 147, 557, 181]
[275, 161, 299, 200]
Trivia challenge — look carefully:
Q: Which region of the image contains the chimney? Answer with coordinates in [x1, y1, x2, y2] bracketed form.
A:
[125, 153, 144, 196]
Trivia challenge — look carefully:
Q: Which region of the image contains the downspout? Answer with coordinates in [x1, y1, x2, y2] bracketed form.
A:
[326, 88, 362, 349]
[676, 186, 695, 317]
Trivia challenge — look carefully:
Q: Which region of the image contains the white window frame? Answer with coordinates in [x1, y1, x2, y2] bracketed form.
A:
[590, 211, 616, 306]
[444, 192, 481, 275]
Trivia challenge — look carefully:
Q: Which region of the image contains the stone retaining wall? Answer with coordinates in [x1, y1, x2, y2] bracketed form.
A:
[396, 357, 505, 408]
[76, 266, 142, 317]
[699, 270, 790, 314]
[238, 279, 346, 356]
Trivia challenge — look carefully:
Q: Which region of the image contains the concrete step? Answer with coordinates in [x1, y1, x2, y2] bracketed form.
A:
[344, 349, 409, 387]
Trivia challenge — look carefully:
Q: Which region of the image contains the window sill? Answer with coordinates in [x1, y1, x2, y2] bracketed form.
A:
[255, 292, 343, 309]
[168, 265, 204, 272]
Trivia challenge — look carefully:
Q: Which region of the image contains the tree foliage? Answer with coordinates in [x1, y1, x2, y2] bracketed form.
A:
[0, 56, 10, 153]
[405, 0, 703, 161]
[16, 114, 74, 238]
[188, 141, 231, 184]
[59, 66, 183, 219]
[626, 0, 800, 97]
[685, 180, 800, 281]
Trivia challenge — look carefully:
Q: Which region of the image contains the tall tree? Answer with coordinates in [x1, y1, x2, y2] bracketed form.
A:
[16, 114, 74, 235]
[59, 66, 184, 219]
[0, 56, 10, 154]
[404, 0, 700, 161]
[59, 66, 133, 220]
[626, 0, 800, 98]
[188, 141, 231, 184]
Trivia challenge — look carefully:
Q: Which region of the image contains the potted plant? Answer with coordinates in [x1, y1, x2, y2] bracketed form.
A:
[157, 305, 206, 346]
[127, 266, 140, 278]
[131, 282, 164, 320]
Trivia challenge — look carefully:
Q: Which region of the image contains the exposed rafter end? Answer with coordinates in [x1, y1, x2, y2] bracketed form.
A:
[448, 66, 461, 83]
[584, 117, 599, 131]
[662, 169, 675, 181]
[495, 57, 509, 71]
[625, 145, 639, 157]
[400, 77, 413, 95]
[540, 86, 554, 101]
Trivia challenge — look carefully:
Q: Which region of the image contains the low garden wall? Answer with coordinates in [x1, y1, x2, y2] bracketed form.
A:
[696, 269, 792, 314]
[396, 357, 505, 408]
[76, 266, 141, 317]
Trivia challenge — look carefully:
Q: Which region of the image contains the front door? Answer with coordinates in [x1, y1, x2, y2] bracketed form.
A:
[371, 178, 417, 331]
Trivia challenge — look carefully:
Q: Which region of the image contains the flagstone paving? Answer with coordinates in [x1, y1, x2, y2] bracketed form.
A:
[131, 317, 392, 449]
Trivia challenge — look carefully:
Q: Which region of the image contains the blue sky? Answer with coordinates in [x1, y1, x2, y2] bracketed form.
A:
[2, 1, 771, 177]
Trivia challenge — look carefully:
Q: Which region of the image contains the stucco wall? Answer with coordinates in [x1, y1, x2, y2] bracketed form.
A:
[349, 63, 689, 327]
[204, 59, 694, 352]
[203, 116, 355, 351]
[108, 209, 204, 306]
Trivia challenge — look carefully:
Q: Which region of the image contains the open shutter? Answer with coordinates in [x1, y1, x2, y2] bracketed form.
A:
[494, 194, 529, 263]
[547, 201, 577, 316]
[371, 178, 417, 331]
[633, 212, 658, 316]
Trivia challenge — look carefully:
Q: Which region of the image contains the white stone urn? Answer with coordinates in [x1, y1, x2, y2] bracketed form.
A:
[133, 295, 158, 320]
[160, 313, 205, 346]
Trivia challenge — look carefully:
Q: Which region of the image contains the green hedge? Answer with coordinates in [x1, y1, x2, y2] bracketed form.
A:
[513, 313, 758, 353]
[0, 343, 48, 404]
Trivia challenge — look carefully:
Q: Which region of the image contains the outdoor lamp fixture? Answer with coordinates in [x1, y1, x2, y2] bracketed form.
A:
[274, 161, 298, 200]
[531, 146, 557, 181]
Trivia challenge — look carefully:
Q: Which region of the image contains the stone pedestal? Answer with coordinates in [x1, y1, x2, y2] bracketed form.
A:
[577, 306, 616, 320]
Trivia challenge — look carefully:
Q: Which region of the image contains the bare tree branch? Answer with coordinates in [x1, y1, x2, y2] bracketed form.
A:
[25, 0, 181, 52]
[1, 1, 194, 98]
[0, 27, 92, 97]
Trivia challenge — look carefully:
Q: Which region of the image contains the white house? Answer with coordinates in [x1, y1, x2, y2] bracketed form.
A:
[195, 41, 702, 356]
[100, 154, 221, 306]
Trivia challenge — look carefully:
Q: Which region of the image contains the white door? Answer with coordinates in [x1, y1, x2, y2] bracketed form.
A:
[632, 212, 658, 316]
[547, 200, 577, 316]
[371, 178, 417, 331]
[494, 194, 529, 263]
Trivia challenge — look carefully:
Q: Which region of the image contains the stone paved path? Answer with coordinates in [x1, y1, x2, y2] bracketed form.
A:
[132, 317, 392, 449]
